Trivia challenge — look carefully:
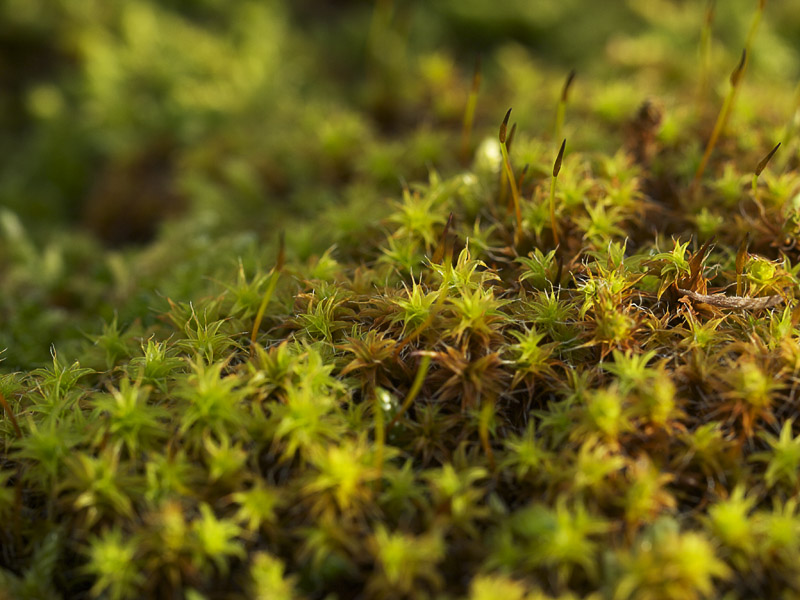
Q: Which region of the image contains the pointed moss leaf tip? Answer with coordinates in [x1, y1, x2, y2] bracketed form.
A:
[561, 69, 577, 102]
[499, 108, 512, 144]
[687, 235, 715, 288]
[755, 142, 781, 176]
[553, 139, 566, 177]
[730, 49, 747, 86]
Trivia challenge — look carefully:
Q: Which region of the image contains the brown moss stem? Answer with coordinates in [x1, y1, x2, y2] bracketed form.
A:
[0, 392, 22, 439]
[499, 109, 523, 245]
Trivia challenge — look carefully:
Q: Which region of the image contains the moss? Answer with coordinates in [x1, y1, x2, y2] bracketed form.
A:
[3, 1, 800, 598]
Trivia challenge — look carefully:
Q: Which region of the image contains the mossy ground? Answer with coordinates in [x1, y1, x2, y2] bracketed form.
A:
[3, 1, 800, 598]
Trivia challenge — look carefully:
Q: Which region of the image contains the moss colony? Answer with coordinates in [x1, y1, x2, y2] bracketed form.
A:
[4, 0, 800, 598]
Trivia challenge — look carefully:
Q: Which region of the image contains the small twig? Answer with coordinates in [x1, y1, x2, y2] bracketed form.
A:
[676, 287, 783, 310]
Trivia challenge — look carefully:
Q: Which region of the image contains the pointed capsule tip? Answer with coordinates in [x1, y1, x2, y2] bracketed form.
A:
[755, 142, 781, 176]
[499, 108, 512, 144]
[553, 139, 566, 177]
[730, 49, 747, 86]
[561, 69, 577, 102]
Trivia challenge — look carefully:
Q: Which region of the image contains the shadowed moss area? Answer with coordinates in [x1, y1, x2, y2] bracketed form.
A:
[3, 1, 800, 598]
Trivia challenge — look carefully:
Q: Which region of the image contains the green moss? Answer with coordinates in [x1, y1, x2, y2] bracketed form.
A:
[4, 1, 800, 598]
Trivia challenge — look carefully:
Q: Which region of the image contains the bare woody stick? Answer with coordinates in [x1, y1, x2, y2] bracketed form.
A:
[677, 287, 783, 310]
